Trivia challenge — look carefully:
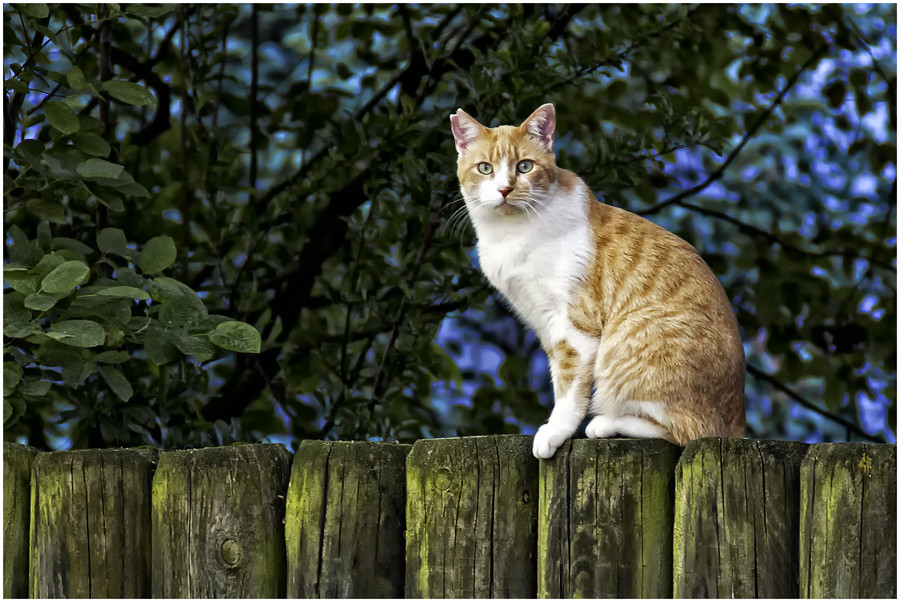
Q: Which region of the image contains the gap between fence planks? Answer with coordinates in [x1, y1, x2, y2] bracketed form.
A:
[3, 436, 896, 599]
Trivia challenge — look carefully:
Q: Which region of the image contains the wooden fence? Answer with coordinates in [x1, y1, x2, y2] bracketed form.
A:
[3, 436, 896, 598]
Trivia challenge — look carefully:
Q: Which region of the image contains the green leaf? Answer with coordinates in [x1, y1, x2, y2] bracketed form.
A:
[26, 198, 67, 224]
[98, 228, 129, 256]
[7, 225, 44, 267]
[102, 81, 156, 106]
[24, 292, 59, 311]
[18, 3, 49, 19]
[115, 182, 150, 198]
[207, 321, 262, 354]
[96, 286, 150, 300]
[4, 268, 38, 295]
[48, 319, 106, 348]
[127, 4, 175, 18]
[94, 350, 131, 363]
[76, 158, 125, 179]
[52, 237, 93, 256]
[140, 236, 177, 274]
[142, 320, 181, 365]
[44, 101, 80, 135]
[115, 267, 144, 288]
[41, 260, 89, 294]
[66, 65, 85, 90]
[172, 329, 216, 362]
[3, 362, 22, 396]
[4, 293, 40, 338]
[97, 193, 126, 212]
[99, 366, 133, 402]
[20, 380, 51, 396]
[73, 133, 110, 157]
[62, 359, 95, 387]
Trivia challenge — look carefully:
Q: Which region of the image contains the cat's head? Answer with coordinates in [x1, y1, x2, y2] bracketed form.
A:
[450, 104, 558, 217]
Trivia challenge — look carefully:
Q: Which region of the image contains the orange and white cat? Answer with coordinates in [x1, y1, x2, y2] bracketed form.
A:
[450, 103, 746, 459]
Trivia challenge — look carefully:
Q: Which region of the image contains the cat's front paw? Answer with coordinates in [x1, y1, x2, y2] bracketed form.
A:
[532, 422, 574, 459]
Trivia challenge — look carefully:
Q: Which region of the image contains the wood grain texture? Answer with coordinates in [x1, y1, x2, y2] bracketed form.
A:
[673, 437, 807, 598]
[285, 440, 411, 598]
[3, 442, 38, 598]
[800, 443, 896, 598]
[405, 435, 538, 598]
[151, 443, 291, 598]
[538, 438, 680, 598]
[28, 447, 158, 598]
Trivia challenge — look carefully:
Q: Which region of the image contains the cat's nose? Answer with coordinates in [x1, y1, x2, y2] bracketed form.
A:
[498, 186, 514, 198]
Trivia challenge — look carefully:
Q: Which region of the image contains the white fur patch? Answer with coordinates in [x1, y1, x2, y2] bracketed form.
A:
[468, 180, 593, 346]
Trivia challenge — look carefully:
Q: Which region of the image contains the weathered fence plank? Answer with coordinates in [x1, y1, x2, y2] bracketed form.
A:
[151, 443, 291, 598]
[3, 442, 38, 598]
[406, 435, 538, 598]
[673, 437, 807, 598]
[285, 440, 411, 598]
[800, 443, 896, 598]
[28, 447, 158, 598]
[538, 438, 680, 598]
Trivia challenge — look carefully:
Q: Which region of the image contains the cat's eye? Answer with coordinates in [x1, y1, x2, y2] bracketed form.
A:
[477, 162, 493, 175]
[517, 160, 534, 174]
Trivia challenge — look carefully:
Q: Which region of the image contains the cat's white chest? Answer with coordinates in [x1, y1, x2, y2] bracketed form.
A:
[476, 222, 590, 344]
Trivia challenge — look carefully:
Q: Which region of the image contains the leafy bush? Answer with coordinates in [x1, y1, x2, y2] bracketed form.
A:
[4, 4, 895, 448]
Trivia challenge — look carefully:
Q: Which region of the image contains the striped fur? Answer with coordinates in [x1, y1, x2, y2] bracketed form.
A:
[451, 104, 745, 459]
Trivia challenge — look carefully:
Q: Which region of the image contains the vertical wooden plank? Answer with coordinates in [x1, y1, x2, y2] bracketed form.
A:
[28, 447, 158, 598]
[538, 438, 680, 598]
[151, 443, 291, 598]
[284, 440, 411, 598]
[673, 438, 807, 598]
[3, 442, 38, 598]
[405, 435, 538, 598]
[800, 443, 896, 598]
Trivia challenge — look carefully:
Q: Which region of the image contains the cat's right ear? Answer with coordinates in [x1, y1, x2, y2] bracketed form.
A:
[450, 109, 485, 154]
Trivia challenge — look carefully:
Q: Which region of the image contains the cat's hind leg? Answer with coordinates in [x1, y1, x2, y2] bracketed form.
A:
[585, 413, 674, 441]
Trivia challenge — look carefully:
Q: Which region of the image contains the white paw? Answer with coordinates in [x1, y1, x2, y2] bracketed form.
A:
[532, 422, 574, 459]
[585, 415, 618, 439]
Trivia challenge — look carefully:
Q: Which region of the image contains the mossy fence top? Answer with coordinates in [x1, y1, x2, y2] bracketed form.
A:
[3, 436, 896, 599]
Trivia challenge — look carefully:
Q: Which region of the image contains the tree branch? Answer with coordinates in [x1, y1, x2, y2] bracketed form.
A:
[638, 44, 830, 216]
[746, 363, 885, 443]
[369, 213, 441, 411]
[677, 199, 897, 273]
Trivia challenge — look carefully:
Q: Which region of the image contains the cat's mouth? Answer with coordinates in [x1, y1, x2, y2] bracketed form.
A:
[494, 199, 523, 216]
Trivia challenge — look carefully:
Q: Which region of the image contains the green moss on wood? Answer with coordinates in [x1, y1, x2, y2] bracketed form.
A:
[3, 443, 38, 598]
[150, 443, 291, 598]
[28, 447, 158, 598]
[673, 437, 807, 598]
[800, 443, 896, 598]
[538, 438, 680, 598]
[285, 440, 411, 598]
[405, 435, 538, 598]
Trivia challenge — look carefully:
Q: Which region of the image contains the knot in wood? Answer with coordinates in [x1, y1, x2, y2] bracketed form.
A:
[220, 538, 241, 566]
[434, 467, 452, 491]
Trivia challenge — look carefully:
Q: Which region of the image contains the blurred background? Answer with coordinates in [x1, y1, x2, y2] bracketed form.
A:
[4, 4, 896, 450]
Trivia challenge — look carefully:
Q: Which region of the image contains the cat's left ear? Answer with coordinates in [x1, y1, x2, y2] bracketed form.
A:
[522, 103, 556, 151]
[450, 109, 485, 154]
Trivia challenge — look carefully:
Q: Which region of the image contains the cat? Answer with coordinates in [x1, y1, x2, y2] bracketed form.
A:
[450, 103, 746, 459]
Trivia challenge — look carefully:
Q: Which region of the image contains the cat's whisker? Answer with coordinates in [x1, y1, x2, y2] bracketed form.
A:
[440, 203, 470, 237]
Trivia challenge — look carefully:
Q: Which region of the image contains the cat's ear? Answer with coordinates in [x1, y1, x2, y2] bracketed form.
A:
[522, 103, 556, 151]
[450, 109, 485, 154]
